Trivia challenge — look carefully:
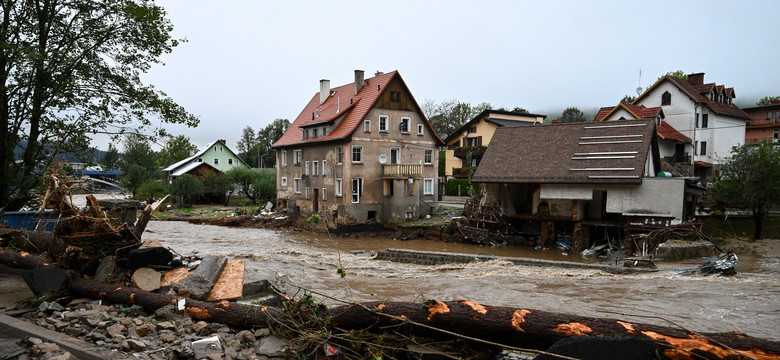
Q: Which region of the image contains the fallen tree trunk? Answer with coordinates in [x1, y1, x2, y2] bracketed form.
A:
[2, 250, 779, 360]
[132, 195, 168, 241]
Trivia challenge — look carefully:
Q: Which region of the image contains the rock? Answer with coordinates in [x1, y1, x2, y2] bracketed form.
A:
[93, 255, 117, 282]
[21, 267, 68, 297]
[135, 323, 151, 337]
[191, 321, 208, 334]
[28, 337, 43, 345]
[255, 335, 286, 357]
[156, 321, 176, 331]
[88, 332, 107, 341]
[48, 353, 73, 360]
[159, 330, 177, 343]
[236, 330, 255, 343]
[106, 323, 126, 338]
[131, 267, 162, 292]
[254, 328, 271, 337]
[31, 342, 60, 356]
[192, 336, 223, 359]
[175, 255, 227, 300]
[153, 304, 178, 320]
[38, 301, 64, 313]
[119, 247, 173, 270]
[46, 318, 70, 331]
[121, 339, 147, 352]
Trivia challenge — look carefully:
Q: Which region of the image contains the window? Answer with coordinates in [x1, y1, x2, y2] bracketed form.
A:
[294, 178, 301, 193]
[364, 120, 371, 132]
[322, 127, 326, 136]
[352, 146, 362, 163]
[313, 128, 318, 137]
[214, 158, 219, 165]
[776, 112, 780, 123]
[303, 130, 308, 139]
[322, 159, 327, 175]
[220, 146, 223, 152]
[767, 112, 772, 120]
[228, 158, 234, 165]
[466, 137, 479, 147]
[322, 188, 327, 200]
[198, 157, 203, 162]
[305, 161, 310, 175]
[424, 149, 433, 164]
[469, 126, 477, 133]
[336, 178, 343, 196]
[282, 151, 287, 166]
[337, 146, 343, 164]
[701, 114, 708, 128]
[281, 177, 288, 187]
[774, 130, 778, 140]
[400, 117, 410, 133]
[305, 187, 310, 198]
[423, 178, 434, 195]
[293, 150, 302, 165]
[695, 113, 699, 128]
[390, 91, 400, 102]
[417, 124, 424, 135]
[390, 148, 400, 164]
[351, 178, 363, 203]
[379, 115, 388, 132]
[699, 141, 707, 156]
[312, 161, 319, 175]
[661, 91, 671, 106]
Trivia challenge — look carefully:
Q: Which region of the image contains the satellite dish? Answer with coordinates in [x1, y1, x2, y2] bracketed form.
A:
[378, 154, 387, 164]
[636, 86, 643, 95]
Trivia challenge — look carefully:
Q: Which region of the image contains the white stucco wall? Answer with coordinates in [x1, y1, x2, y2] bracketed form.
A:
[605, 178, 685, 223]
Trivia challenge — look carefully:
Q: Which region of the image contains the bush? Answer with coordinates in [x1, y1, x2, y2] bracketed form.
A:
[170, 174, 203, 205]
[445, 179, 480, 196]
[136, 179, 168, 200]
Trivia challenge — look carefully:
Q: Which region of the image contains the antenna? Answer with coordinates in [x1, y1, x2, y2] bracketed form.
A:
[636, 68, 643, 95]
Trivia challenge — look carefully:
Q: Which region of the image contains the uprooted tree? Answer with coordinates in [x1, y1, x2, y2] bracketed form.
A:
[0, 0, 199, 211]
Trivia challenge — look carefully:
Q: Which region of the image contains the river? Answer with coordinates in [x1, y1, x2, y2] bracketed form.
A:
[143, 221, 780, 341]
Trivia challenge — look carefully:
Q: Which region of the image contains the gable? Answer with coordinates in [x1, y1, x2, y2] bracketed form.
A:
[373, 77, 417, 112]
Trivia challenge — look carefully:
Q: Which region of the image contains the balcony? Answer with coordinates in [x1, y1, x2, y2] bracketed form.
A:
[452, 167, 477, 178]
[453, 146, 486, 159]
[382, 164, 423, 178]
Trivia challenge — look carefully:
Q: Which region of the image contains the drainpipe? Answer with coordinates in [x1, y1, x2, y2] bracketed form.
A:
[692, 102, 698, 177]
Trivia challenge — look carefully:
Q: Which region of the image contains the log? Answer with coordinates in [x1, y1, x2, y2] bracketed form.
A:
[3, 249, 780, 360]
[174, 254, 227, 300]
[132, 195, 168, 240]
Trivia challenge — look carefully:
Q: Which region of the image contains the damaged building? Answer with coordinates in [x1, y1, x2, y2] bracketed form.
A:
[471, 119, 703, 253]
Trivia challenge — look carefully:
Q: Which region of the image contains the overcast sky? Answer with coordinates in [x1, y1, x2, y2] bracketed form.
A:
[121, 0, 780, 151]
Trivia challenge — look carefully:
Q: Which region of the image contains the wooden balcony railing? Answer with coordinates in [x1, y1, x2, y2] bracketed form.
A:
[383, 164, 423, 178]
[453, 146, 487, 159]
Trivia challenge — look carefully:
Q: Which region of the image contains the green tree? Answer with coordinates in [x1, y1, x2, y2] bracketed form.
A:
[255, 119, 290, 168]
[136, 179, 168, 201]
[255, 170, 276, 203]
[709, 141, 780, 240]
[438, 149, 446, 177]
[559, 107, 587, 123]
[202, 171, 235, 205]
[169, 174, 202, 206]
[120, 135, 158, 196]
[236, 126, 257, 162]
[226, 167, 262, 204]
[101, 143, 121, 170]
[756, 96, 780, 106]
[0, 0, 198, 211]
[621, 95, 636, 104]
[660, 70, 687, 80]
[157, 135, 197, 167]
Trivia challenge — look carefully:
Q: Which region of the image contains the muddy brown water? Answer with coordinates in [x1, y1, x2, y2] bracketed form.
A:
[143, 221, 780, 341]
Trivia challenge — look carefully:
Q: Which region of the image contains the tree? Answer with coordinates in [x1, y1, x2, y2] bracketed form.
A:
[756, 96, 780, 106]
[255, 170, 276, 204]
[157, 135, 197, 167]
[169, 174, 202, 206]
[136, 179, 168, 201]
[558, 107, 587, 123]
[101, 143, 121, 170]
[236, 126, 257, 161]
[120, 135, 158, 196]
[255, 119, 290, 168]
[226, 167, 262, 204]
[709, 141, 780, 239]
[621, 95, 636, 104]
[660, 70, 687, 80]
[202, 171, 234, 206]
[0, 0, 198, 211]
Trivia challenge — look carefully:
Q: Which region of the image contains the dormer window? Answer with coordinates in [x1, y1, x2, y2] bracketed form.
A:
[661, 91, 671, 106]
[313, 128, 318, 137]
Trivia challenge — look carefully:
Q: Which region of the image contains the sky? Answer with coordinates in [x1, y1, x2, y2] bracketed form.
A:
[114, 0, 780, 151]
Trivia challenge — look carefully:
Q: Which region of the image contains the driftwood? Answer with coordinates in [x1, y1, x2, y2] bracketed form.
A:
[1, 249, 778, 360]
[132, 195, 168, 241]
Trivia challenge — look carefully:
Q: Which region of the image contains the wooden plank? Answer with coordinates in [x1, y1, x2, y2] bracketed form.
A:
[160, 267, 191, 287]
[205, 260, 244, 301]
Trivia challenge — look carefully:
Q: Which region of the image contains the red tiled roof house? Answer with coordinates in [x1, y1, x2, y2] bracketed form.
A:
[272, 70, 443, 225]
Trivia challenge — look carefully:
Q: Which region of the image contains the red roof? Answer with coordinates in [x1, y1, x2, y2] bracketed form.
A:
[272, 71, 442, 148]
[636, 75, 750, 120]
[657, 122, 691, 143]
[593, 103, 663, 122]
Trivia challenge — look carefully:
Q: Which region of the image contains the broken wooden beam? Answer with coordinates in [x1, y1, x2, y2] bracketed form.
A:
[173, 254, 227, 300]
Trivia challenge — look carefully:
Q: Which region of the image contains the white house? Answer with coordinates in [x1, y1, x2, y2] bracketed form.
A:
[633, 73, 750, 180]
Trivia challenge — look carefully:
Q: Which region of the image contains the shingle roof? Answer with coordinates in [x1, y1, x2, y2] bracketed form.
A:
[472, 119, 657, 185]
[163, 140, 249, 174]
[272, 71, 442, 148]
[593, 103, 663, 122]
[636, 76, 750, 120]
[657, 122, 691, 143]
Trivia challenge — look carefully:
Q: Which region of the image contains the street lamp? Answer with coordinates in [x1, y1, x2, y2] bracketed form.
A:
[260, 153, 268, 169]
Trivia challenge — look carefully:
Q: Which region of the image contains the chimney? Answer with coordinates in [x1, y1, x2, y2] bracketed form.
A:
[319, 79, 330, 105]
[687, 73, 705, 85]
[354, 70, 364, 95]
[219, 139, 226, 145]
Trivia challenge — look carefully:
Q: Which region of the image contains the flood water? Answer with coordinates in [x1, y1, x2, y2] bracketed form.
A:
[144, 221, 780, 341]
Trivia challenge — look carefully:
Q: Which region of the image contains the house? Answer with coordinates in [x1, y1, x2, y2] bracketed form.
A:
[162, 139, 249, 184]
[443, 109, 546, 179]
[633, 72, 750, 180]
[472, 119, 702, 253]
[594, 102, 693, 175]
[742, 100, 780, 145]
[271, 70, 444, 225]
